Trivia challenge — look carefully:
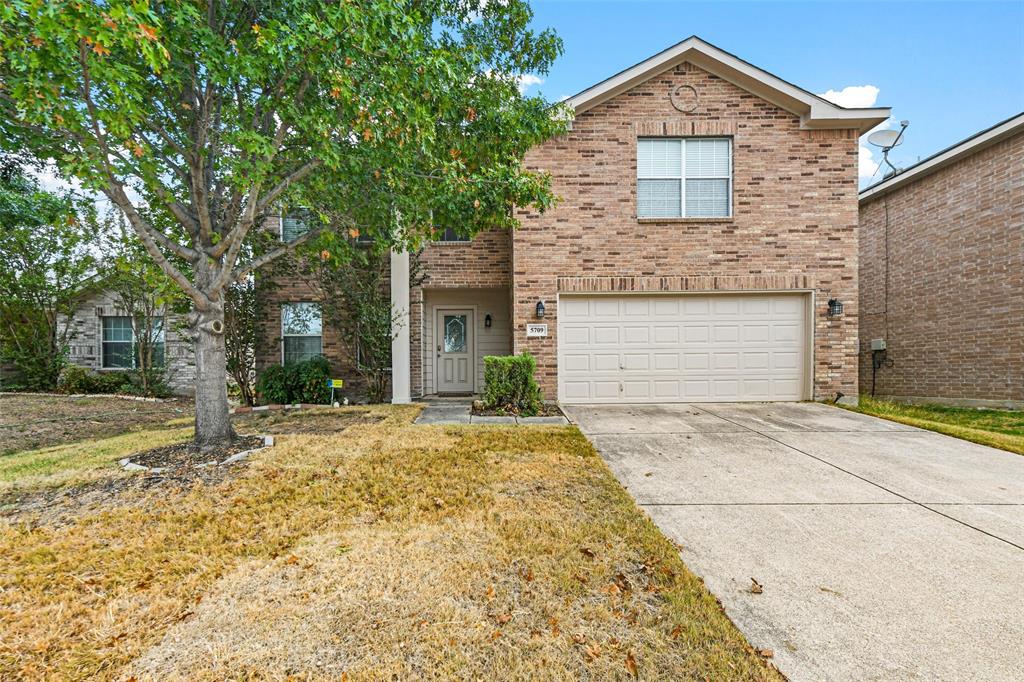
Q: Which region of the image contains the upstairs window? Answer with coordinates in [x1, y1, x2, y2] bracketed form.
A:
[281, 209, 313, 242]
[637, 137, 732, 218]
[437, 226, 470, 242]
[281, 303, 322, 364]
[101, 316, 165, 369]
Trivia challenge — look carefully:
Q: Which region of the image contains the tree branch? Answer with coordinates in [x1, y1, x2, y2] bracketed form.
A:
[230, 222, 327, 283]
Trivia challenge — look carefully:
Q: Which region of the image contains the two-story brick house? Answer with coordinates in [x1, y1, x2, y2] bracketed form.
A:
[259, 36, 889, 405]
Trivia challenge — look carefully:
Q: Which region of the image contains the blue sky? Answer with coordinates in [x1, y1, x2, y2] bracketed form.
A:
[520, 1, 1024, 185]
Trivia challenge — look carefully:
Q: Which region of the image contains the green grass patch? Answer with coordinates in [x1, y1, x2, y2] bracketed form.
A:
[0, 427, 193, 490]
[844, 396, 1024, 455]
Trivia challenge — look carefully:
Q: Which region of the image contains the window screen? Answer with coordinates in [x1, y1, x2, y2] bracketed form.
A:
[281, 210, 313, 242]
[637, 137, 731, 218]
[282, 303, 323, 364]
[101, 316, 165, 369]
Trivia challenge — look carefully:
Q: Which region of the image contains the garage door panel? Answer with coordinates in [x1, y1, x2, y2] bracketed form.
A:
[653, 326, 679, 344]
[559, 293, 808, 403]
[561, 326, 590, 345]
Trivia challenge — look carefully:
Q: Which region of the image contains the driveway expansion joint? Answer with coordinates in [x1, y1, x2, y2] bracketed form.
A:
[689, 403, 1024, 553]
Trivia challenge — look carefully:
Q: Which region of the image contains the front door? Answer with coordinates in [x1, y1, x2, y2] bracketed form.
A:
[436, 309, 474, 394]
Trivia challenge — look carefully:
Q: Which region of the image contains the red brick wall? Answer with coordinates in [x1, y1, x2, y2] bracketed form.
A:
[513, 61, 861, 400]
[858, 131, 1024, 407]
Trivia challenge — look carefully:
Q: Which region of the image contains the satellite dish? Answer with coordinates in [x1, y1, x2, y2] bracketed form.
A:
[867, 120, 910, 178]
[868, 129, 904, 149]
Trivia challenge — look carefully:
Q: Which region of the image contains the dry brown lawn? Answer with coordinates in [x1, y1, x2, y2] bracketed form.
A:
[0, 405, 780, 681]
[0, 393, 191, 456]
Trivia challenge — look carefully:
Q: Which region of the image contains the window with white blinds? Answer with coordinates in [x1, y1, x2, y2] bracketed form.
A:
[637, 137, 732, 218]
[281, 209, 313, 242]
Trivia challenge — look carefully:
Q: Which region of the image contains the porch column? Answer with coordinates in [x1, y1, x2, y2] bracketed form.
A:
[390, 247, 411, 404]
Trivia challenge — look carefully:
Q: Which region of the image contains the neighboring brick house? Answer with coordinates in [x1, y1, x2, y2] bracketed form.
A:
[259, 36, 888, 405]
[60, 287, 195, 394]
[858, 113, 1024, 409]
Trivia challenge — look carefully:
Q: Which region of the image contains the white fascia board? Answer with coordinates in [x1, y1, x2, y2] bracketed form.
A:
[860, 113, 1024, 202]
[566, 36, 890, 134]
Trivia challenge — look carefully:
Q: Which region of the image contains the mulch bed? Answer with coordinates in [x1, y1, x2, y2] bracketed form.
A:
[1, 436, 266, 527]
[471, 403, 565, 418]
[128, 435, 264, 469]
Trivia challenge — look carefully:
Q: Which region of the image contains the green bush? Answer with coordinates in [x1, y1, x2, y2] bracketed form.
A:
[255, 364, 290, 404]
[482, 353, 543, 416]
[255, 357, 332, 405]
[56, 365, 134, 395]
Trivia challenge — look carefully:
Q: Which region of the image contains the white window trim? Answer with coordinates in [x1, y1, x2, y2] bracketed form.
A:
[280, 302, 323, 364]
[637, 137, 733, 219]
[100, 315, 166, 370]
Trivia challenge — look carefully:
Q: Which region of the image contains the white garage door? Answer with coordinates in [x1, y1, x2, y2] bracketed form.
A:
[558, 293, 808, 403]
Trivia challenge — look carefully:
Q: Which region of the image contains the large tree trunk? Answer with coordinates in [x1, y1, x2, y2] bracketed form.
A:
[193, 304, 235, 450]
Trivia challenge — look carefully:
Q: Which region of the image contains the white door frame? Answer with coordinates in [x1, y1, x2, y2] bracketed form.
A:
[433, 306, 477, 394]
[555, 290, 815, 403]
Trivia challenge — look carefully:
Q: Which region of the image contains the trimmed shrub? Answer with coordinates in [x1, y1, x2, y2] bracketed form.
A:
[294, 356, 332, 404]
[255, 364, 290, 404]
[482, 353, 543, 416]
[56, 364, 93, 393]
[255, 357, 332, 405]
[56, 365, 133, 395]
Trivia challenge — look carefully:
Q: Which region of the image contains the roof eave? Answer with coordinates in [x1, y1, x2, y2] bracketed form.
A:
[566, 36, 890, 134]
[859, 112, 1024, 202]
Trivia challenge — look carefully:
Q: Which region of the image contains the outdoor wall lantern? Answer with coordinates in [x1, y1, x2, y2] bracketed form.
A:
[535, 300, 546, 319]
[827, 298, 844, 317]
[484, 314, 492, 328]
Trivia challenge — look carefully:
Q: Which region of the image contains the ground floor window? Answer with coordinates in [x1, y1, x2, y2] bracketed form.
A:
[101, 316, 165, 369]
[282, 302, 323, 364]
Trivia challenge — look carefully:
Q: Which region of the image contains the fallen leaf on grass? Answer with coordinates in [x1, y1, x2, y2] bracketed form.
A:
[579, 546, 595, 559]
[670, 624, 683, 639]
[496, 613, 511, 625]
[490, 630, 501, 641]
[485, 585, 495, 602]
[584, 643, 602, 661]
[750, 578, 763, 594]
[602, 583, 621, 596]
[758, 648, 774, 658]
[285, 555, 299, 566]
[572, 633, 586, 645]
[625, 650, 638, 678]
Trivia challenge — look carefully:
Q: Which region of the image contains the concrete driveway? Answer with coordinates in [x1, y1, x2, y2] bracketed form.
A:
[564, 402, 1024, 682]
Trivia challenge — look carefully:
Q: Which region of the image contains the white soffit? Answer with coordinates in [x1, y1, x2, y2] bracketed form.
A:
[565, 36, 890, 134]
[859, 112, 1024, 202]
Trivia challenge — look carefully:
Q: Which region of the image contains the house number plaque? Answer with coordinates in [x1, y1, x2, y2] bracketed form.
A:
[526, 323, 548, 338]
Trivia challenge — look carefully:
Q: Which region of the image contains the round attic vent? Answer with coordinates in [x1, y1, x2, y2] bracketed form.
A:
[670, 84, 699, 113]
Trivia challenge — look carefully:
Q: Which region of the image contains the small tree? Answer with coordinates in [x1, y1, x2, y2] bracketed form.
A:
[223, 276, 273, 406]
[0, 158, 98, 389]
[299, 245, 423, 403]
[103, 213, 189, 396]
[1, 0, 566, 448]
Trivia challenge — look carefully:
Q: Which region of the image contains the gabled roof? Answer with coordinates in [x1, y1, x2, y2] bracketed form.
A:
[859, 112, 1024, 202]
[565, 36, 890, 134]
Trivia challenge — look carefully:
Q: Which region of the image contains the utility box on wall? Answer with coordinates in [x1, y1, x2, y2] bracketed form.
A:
[870, 338, 887, 351]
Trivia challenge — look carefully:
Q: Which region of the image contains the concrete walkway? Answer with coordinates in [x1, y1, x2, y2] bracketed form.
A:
[414, 397, 569, 425]
[564, 401, 1024, 682]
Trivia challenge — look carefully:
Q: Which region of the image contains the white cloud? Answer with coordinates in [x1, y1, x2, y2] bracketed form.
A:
[817, 84, 890, 179]
[516, 74, 543, 94]
[818, 84, 880, 109]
